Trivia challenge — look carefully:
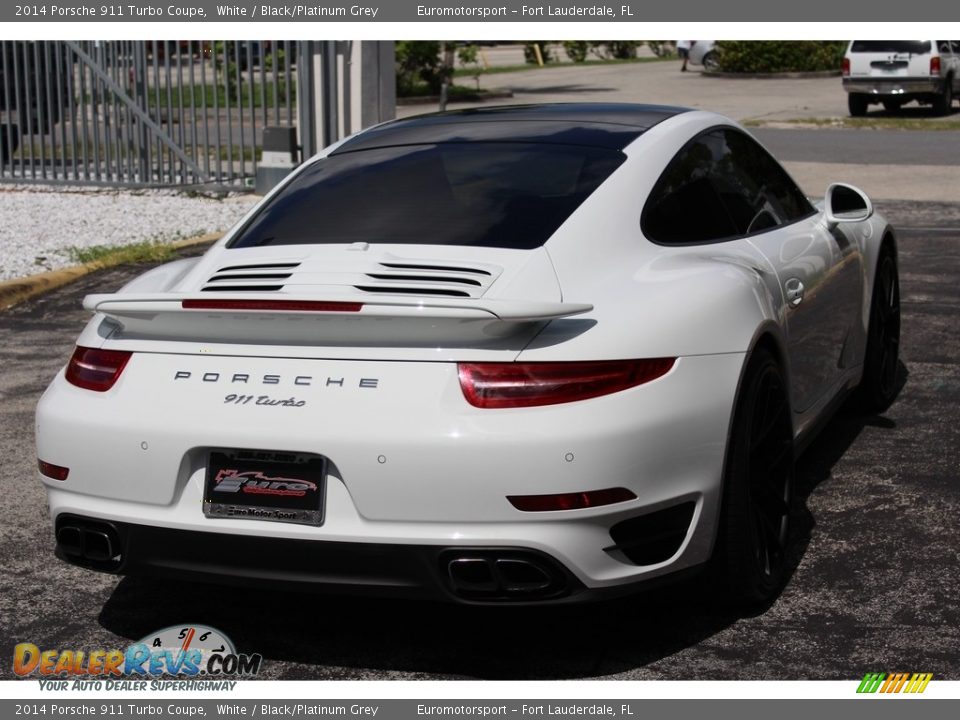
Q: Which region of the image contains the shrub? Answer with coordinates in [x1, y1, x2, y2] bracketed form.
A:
[457, 44, 484, 89]
[715, 41, 846, 74]
[645, 41, 674, 58]
[523, 42, 556, 64]
[563, 41, 590, 63]
[213, 41, 239, 102]
[396, 41, 451, 95]
[565, 41, 645, 63]
[264, 48, 285, 72]
[601, 41, 641, 60]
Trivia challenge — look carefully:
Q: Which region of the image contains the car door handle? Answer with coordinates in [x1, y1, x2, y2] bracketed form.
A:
[785, 278, 805, 307]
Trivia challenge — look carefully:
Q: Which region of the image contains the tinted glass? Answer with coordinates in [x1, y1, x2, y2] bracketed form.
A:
[720, 130, 814, 226]
[229, 143, 625, 250]
[642, 129, 813, 245]
[850, 41, 931, 54]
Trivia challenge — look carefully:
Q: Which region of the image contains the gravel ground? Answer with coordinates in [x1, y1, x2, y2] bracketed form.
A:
[0, 185, 259, 281]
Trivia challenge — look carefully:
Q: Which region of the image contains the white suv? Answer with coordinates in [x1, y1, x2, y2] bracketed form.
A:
[843, 40, 959, 116]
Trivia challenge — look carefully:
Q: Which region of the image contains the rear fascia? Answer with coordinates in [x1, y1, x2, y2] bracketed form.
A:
[38, 350, 744, 592]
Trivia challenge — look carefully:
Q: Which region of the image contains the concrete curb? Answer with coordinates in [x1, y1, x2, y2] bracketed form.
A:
[0, 231, 222, 312]
[705, 70, 842, 79]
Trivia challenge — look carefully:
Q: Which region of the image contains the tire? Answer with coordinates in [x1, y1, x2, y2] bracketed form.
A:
[713, 346, 794, 606]
[848, 93, 869, 117]
[702, 52, 720, 71]
[856, 245, 901, 413]
[882, 99, 903, 113]
[932, 79, 953, 116]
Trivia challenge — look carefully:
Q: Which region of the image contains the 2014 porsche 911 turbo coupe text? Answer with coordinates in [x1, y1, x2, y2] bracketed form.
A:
[36, 104, 901, 605]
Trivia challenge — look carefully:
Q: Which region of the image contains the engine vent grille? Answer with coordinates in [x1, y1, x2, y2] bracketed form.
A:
[197, 258, 501, 298]
[354, 286, 472, 298]
[202, 262, 301, 292]
[380, 262, 492, 276]
[353, 261, 499, 298]
[202, 285, 286, 292]
[364, 273, 482, 287]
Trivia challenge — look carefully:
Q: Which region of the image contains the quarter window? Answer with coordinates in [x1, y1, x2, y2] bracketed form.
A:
[642, 128, 813, 245]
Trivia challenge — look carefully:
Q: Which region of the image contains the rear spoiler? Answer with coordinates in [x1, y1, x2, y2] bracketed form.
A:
[83, 293, 592, 322]
[82, 293, 593, 347]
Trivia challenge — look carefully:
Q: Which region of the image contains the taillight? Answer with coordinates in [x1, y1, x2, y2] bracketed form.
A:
[842, 57, 850, 77]
[930, 56, 941, 76]
[458, 358, 675, 409]
[65, 347, 132, 392]
[508, 487, 636, 512]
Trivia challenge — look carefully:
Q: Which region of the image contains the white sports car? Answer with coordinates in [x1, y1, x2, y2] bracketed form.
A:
[36, 104, 900, 605]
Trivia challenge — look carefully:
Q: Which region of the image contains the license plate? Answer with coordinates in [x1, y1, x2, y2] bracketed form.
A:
[203, 449, 326, 526]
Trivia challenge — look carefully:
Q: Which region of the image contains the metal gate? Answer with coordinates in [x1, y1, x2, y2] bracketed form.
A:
[0, 40, 307, 190]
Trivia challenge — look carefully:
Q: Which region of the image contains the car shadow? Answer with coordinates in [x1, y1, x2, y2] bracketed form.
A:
[98, 572, 742, 679]
[786, 359, 908, 580]
[97, 363, 908, 680]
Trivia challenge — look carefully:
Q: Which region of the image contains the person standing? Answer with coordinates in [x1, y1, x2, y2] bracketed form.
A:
[676, 40, 692, 72]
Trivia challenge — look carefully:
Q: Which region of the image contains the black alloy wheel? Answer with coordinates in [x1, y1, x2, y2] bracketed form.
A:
[714, 347, 794, 606]
[857, 247, 901, 412]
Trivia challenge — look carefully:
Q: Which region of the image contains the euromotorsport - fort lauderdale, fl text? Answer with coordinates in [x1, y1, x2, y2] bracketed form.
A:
[416, 5, 632, 16]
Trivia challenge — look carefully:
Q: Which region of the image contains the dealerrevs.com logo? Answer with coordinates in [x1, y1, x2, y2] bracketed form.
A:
[856, 673, 933, 694]
[14, 624, 262, 690]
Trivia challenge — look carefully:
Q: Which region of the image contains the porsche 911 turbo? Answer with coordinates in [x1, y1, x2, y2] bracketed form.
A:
[36, 104, 901, 605]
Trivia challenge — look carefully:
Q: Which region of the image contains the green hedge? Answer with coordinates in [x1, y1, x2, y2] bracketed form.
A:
[715, 41, 846, 73]
[396, 41, 451, 95]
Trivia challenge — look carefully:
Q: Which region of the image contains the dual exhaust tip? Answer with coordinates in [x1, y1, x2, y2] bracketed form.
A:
[444, 551, 568, 601]
[55, 518, 122, 570]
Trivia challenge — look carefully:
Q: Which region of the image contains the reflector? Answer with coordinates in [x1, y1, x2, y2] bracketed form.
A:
[38, 460, 70, 481]
[508, 487, 636, 512]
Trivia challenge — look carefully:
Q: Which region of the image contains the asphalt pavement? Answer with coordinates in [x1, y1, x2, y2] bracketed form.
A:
[753, 128, 957, 166]
[0, 200, 957, 681]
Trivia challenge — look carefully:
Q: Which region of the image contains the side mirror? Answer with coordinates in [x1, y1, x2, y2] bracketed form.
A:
[824, 183, 873, 229]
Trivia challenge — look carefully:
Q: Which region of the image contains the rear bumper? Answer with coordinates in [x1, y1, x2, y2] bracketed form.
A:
[843, 77, 944, 96]
[52, 514, 703, 605]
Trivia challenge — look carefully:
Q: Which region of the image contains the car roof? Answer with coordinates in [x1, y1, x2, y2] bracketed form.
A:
[332, 103, 691, 154]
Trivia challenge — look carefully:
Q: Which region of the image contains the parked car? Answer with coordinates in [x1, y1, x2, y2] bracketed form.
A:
[843, 40, 960, 116]
[37, 104, 900, 607]
[688, 41, 719, 70]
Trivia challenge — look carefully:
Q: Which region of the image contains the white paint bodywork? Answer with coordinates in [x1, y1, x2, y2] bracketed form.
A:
[35, 109, 894, 598]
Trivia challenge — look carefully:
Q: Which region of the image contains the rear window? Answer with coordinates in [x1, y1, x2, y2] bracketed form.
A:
[850, 41, 932, 54]
[228, 143, 625, 250]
